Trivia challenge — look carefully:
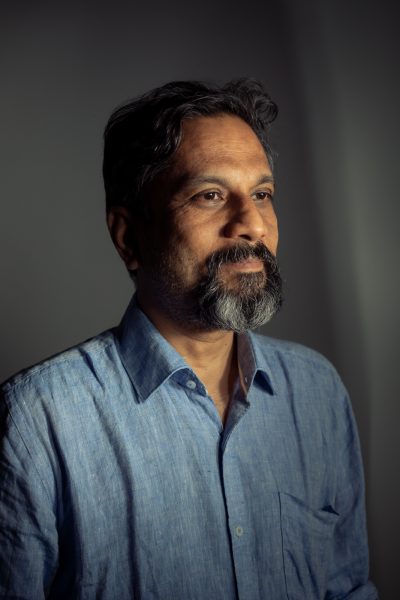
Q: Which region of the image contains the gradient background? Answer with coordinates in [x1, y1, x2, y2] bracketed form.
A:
[1, 1, 399, 597]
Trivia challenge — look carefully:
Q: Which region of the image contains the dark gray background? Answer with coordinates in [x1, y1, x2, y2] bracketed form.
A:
[1, 1, 398, 597]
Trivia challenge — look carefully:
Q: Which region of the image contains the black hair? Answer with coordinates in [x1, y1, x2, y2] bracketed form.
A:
[103, 78, 278, 214]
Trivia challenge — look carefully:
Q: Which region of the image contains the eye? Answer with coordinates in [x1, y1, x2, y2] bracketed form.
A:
[253, 190, 274, 203]
[202, 191, 221, 201]
[192, 190, 224, 205]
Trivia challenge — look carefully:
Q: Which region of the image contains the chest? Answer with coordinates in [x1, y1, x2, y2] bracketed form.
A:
[52, 385, 339, 599]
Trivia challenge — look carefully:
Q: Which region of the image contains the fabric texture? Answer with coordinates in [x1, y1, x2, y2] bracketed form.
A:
[0, 296, 377, 599]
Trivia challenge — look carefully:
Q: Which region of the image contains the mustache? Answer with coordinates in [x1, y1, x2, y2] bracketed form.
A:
[206, 241, 279, 274]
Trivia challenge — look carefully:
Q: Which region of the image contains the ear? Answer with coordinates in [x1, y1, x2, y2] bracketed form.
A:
[107, 206, 140, 271]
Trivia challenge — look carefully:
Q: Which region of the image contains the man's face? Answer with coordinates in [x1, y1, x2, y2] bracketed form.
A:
[134, 113, 282, 331]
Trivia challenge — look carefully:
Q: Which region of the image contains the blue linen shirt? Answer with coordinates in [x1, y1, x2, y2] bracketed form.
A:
[0, 297, 377, 599]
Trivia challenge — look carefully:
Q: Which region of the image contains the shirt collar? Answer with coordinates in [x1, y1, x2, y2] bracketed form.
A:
[237, 331, 275, 396]
[116, 295, 275, 401]
[116, 296, 191, 402]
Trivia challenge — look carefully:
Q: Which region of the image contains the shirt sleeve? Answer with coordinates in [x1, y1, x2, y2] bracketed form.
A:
[326, 386, 378, 599]
[0, 388, 58, 599]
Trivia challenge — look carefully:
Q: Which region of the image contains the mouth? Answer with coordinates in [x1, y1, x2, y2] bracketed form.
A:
[222, 259, 264, 272]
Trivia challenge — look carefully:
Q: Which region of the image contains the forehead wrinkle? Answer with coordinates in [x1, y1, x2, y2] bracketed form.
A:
[165, 116, 273, 195]
[177, 122, 269, 163]
[179, 144, 268, 166]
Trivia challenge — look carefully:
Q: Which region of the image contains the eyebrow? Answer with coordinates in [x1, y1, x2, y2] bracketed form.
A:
[172, 173, 275, 193]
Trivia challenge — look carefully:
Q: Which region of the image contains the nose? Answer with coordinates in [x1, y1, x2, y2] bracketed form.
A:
[223, 195, 275, 244]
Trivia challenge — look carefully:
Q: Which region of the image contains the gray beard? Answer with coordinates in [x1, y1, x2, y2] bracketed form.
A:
[135, 241, 283, 333]
[192, 242, 283, 332]
[196, 272, 282, 333]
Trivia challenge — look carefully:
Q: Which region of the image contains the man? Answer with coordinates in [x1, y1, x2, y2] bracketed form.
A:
[0, 79, 377, 599]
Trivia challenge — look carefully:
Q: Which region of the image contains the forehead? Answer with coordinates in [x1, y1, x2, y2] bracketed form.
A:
[170, 114, 271, 174]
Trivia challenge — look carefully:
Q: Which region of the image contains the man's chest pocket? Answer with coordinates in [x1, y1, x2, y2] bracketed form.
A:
[279, 492, 339, 600]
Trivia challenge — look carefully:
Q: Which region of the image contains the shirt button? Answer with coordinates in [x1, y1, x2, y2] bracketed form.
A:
[186, 380, 197, 390]
[235, 525, 244, 537]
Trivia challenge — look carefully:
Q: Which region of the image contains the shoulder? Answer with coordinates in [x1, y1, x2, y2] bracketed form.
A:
[0, 329, 132, 475]
[1, 329, 121, 410]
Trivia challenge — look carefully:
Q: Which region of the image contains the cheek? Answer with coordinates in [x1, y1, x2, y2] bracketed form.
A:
[271, 226, 279, 254]
[169, 210, 223, 272]
[175, 216, 215, 253]
[169, 234, 213, 282]
[162, 230, 198, 273]
[266, 212, 279, 254]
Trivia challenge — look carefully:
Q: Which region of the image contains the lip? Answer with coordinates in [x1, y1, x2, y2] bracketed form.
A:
[224, 259, 264, 272]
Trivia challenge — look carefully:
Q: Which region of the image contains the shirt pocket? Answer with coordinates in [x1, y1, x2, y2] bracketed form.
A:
[279, 492, 339, 600]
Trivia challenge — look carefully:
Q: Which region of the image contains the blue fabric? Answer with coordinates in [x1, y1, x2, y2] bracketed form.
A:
[0, 297, 377, 599]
